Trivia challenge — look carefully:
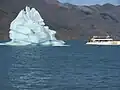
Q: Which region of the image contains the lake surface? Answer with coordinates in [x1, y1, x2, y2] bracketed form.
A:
[0, 41, 120, 90]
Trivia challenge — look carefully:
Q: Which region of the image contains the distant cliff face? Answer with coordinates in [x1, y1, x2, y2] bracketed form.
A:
[0, 0, 120, 40]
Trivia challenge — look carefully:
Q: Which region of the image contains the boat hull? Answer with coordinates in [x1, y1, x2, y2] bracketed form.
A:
[86, 41, 120, 45]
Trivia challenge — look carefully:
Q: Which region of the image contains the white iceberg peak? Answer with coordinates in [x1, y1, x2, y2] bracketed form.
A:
[0, 6, 66, 46]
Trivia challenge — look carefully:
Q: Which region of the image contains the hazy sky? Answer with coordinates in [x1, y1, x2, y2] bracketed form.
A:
[59, 0, 119, 5]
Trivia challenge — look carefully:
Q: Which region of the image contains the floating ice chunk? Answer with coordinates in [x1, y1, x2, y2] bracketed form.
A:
[0, 6, 66, 46]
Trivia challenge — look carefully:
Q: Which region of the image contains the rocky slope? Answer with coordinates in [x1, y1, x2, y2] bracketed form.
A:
[0, 0, 120, 40]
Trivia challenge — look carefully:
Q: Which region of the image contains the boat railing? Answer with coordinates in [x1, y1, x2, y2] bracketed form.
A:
[92, 36, 112, 39]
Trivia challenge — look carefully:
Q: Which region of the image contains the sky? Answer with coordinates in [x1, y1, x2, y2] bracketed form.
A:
[59, 0, 119, 5]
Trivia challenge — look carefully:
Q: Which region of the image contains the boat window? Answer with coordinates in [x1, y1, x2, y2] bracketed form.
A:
[93, 40, 112, 42]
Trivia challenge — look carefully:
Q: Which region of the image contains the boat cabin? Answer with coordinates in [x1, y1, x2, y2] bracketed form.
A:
[89, 36, 113, 42]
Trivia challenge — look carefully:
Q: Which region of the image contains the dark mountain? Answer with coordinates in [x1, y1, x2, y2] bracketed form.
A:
[0, 0, 120, 40]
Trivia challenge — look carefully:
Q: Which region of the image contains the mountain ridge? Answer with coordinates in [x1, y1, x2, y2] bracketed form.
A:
[0, 0, 120, 40]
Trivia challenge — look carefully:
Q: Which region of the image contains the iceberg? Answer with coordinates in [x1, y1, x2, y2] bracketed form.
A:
[0, 6, 66, 46]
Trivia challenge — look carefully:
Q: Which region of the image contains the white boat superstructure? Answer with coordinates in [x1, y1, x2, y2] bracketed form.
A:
[86, 36, 120, 45]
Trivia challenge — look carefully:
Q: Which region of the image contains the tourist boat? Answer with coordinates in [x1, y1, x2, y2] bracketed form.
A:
[86, 36, 120, 45]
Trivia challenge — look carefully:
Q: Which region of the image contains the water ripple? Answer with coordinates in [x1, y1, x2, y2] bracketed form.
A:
[7, 45, 120, 90]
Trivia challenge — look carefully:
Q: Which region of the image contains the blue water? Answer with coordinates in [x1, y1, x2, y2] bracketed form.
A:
[0, 41, 120, 90]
